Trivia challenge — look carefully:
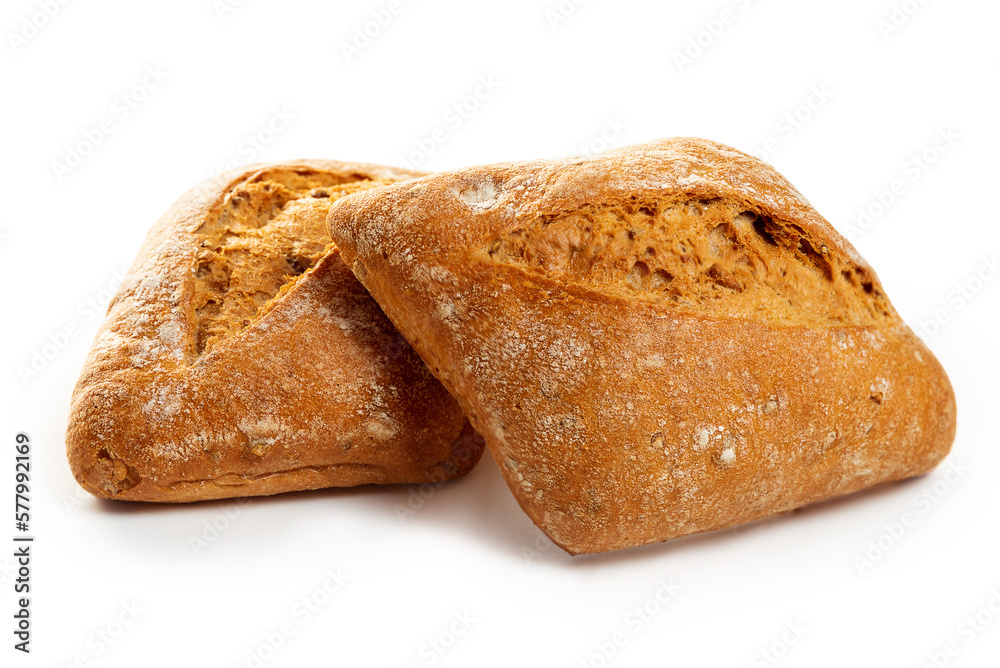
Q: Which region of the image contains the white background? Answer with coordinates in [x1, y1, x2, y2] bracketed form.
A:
[1, 0, 998, 666]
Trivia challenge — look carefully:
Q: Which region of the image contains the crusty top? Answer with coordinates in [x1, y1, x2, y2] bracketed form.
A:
[67, 160, 482, 502]
[332, 137, 893, 329]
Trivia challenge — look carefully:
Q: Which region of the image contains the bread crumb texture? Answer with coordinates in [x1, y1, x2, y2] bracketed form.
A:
[192, 170, 392, 357]
[487, 198, 892, 327]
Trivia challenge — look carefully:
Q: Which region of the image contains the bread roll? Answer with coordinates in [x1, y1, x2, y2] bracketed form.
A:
[327, 138, 956, 554]
[67, 160, 483, 502]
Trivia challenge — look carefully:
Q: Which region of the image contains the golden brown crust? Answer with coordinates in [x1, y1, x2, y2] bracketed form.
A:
[67, 160, 484, 502]
[327, 138, 956, 554]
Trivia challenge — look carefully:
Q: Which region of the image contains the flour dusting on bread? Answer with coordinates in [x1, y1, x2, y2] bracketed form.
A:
[326, 137, 957, 555]
[66, 160, 485, 502]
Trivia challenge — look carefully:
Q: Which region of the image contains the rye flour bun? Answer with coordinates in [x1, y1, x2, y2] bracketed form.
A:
[326, 138, 956, 554]
[67, 160, 484, 502]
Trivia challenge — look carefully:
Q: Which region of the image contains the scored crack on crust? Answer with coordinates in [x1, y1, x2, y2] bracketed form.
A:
[485, 198, 893, 327]
[188, 168, 427, 359]
[327, 137, 956, 555]
[66, 160, 484, 502]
